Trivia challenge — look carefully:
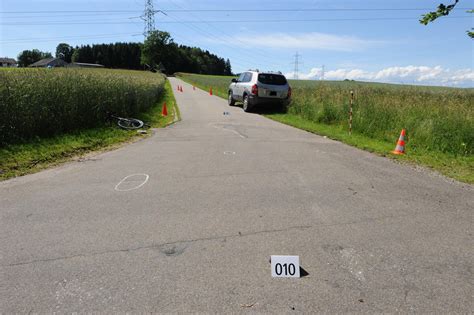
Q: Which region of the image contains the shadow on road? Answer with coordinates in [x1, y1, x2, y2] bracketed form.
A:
[300, 266, 310, 278]
[234, 104, 288, 115]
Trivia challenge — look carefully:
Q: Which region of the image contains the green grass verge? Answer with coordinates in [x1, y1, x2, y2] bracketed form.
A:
[0, 78, 179, 181]
[176, 72, 232, 100]
[177, 73, 473, 184]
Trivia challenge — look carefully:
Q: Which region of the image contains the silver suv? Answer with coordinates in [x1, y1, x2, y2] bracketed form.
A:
[228, 70, 291, 112]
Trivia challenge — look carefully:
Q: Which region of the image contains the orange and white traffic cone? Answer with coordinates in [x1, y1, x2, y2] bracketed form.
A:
[209, 87, 213, 96]
[392, 129, 406, 155]
[162, 102, 168, 116]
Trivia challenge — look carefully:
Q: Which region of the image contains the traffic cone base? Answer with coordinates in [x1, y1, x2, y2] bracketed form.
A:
[162, 102, 168, 116]
[392, 129, 406, 155]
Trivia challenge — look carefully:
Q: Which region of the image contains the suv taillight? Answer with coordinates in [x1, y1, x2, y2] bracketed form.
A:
[251, 84, 258, 95]
[287, 86, 292, 98]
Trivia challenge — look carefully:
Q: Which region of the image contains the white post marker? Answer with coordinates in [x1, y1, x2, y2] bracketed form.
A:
[271, 255, 300, 278]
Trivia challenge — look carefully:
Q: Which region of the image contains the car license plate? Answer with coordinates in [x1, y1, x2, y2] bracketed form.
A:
[270, 91, 277, 96]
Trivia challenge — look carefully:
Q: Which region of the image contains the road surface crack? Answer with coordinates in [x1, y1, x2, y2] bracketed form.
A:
[4, 213, 413, 268]
[3, 224, 313, 267]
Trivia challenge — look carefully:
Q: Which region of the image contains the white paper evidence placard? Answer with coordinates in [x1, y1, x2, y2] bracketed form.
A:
[271, 255, 300, 278]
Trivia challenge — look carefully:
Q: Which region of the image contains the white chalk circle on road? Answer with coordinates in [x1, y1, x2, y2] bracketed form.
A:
[114, 174, 149, 192]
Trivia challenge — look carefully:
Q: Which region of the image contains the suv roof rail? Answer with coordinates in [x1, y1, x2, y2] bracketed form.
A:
[248, 69, 259, 72]
[263, 71, 283, 74]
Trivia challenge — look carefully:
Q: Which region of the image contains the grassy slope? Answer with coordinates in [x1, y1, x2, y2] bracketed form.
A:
[0, 79, 179, 181]
[177, 73, 473, 184]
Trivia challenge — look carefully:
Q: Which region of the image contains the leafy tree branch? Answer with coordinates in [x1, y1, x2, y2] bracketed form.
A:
[420, 1, 473, 38]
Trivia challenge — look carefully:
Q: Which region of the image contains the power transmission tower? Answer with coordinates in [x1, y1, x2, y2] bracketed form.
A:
[292, 52, 302, 80]
[142, 0, 156, 38]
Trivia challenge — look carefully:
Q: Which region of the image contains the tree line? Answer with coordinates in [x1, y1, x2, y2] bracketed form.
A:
[140, 31, 232, 75]
[16, 31, 233, 75]
[16, 50, 53, 67]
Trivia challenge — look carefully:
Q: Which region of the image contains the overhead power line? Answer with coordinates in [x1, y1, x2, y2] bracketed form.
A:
[156, 7, 474, 12]
[165, 0, 281, 67]
[155, 0, 283, 70]
[161, 11, 281, 69]
[0, 33, 142, 43]
[1, 7, 472, 14]
[3, 16, 471, 26]
[1, 13, 143, 18]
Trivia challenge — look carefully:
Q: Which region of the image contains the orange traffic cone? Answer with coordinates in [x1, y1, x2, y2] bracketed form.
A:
[162, 102, 168, 116]
[181, 86, 184, 92]
[176, 86, 179, 92]
[392, 129, 406, 155]
[209, 87, 213, 96]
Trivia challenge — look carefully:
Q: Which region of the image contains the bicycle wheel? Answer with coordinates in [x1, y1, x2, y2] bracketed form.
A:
[117, 118, 144, 130]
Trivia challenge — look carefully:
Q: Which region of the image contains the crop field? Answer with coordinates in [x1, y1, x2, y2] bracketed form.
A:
[178, 73, 473, 157]
[0, 71, 177, 180]
[0, 68, 166, 145]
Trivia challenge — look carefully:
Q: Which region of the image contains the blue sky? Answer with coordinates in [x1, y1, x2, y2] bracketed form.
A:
[1, 0, 473, 86]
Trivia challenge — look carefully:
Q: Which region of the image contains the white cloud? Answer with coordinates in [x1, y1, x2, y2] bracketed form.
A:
[215, 32, 380, 52]
[286, 66, 474, 87]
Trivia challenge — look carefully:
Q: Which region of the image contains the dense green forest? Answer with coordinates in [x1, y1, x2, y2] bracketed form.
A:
[71, 43, 143, 70]
[17, 31, 232, 75]
[72, 42, 232, 75]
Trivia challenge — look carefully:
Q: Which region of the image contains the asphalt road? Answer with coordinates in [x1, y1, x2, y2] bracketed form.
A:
[1, 77, 472, 313]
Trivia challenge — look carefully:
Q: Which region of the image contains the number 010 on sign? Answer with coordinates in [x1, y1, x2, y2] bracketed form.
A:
[271, 255, 300, 278]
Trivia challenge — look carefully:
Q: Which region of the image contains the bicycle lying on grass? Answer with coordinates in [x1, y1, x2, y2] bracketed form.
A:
[107, 113, 150, 130]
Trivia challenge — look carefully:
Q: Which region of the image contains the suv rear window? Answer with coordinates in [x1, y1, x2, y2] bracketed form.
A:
[258, 74, 287, 85]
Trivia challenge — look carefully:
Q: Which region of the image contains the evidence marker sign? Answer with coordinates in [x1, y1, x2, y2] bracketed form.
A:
[271, 255, 300, 278]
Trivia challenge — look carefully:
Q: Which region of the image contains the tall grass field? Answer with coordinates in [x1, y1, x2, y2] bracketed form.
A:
[177, 73, 473, 182]
[0, 68, 166, 145]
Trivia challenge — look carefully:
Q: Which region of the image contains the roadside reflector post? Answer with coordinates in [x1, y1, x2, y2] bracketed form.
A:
[349, 90, 354, 135]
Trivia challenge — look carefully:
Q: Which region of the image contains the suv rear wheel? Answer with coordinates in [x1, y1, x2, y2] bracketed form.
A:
[228, 91, 235, 106]
[242, 95, 251, 112]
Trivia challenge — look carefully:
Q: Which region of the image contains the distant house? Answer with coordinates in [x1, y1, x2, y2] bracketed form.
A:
[67, 62, 105, 68]
[29, 57, 68, 68]
[0, 57, 17, 67]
